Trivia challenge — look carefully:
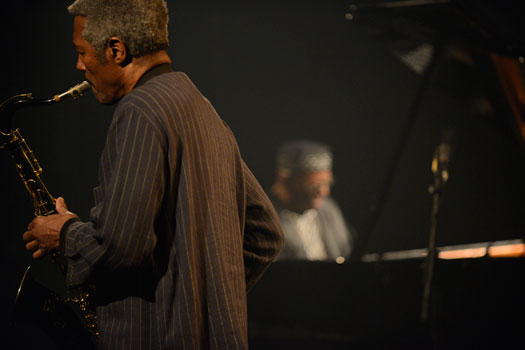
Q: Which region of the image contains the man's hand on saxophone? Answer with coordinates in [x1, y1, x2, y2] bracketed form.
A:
[23, 197, 78, 259]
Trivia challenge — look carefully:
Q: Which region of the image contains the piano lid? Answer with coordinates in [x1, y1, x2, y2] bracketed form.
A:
[345, 0, 525, 59]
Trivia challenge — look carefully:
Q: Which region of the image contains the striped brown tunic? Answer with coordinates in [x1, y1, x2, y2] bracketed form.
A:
[62, 71, 284, 349]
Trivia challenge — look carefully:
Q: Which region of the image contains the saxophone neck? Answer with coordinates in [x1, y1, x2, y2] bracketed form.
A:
[0, 81, 91, 133]
[0, 93, 56, 112]
[0, 94, 57, 133]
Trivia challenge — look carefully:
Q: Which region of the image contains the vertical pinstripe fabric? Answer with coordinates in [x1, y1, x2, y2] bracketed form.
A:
[62, 72, 284, 349]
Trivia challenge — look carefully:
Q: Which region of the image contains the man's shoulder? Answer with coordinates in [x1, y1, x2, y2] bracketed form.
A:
[130, 72, 190, 97]
[132, 71, 207, 109]
[146, 71, 190, 87]
[320, 197, 341, 211]
[317, 197, 348, 224]
[117, 72, 198, 113]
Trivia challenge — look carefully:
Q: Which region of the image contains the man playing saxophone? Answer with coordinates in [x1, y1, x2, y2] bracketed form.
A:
[22, 1, 284, 348]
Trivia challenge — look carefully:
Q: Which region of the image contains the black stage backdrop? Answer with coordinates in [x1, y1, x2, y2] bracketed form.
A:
[1, 0, 524, 348]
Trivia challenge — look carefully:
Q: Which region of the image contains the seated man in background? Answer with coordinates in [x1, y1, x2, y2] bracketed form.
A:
[271, 140, 355, 262]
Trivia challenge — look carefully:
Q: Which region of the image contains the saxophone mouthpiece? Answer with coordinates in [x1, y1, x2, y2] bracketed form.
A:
[53, 81, 91, 102]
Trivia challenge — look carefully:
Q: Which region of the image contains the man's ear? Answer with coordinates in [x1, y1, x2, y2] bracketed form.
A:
[105, 37, 128, 65]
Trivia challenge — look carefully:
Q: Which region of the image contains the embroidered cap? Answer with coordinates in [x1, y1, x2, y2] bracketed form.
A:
[276, 140, 333, 175]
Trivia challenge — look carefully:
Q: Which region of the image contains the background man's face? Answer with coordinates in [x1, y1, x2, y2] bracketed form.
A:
[288, 170, 333, 212]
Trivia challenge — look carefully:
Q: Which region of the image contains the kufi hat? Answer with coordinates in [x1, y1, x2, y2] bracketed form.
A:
[276, 140, 333, 175]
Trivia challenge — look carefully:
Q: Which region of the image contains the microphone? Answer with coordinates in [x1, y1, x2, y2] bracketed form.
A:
[431, 128, 455, 185]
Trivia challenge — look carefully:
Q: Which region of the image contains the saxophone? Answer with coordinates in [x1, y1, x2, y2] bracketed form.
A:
[1, 81, 98, 349]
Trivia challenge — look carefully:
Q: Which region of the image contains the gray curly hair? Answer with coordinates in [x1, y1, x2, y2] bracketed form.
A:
[68, 0, 169, 61]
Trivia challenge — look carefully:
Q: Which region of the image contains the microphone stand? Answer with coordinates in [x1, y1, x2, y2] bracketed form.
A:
[421, 175, 440, 322]
[421, 144, 449, 322]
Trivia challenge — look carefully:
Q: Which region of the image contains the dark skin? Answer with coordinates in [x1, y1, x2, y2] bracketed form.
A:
[23, 197, 77, 259]
[271, 170, 333, 214]
[72, 15, 171, 104]
[23, 15, 171, 259]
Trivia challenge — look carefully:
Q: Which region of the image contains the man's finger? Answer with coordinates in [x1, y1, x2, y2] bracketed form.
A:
[22, 230, 33, 242]
[25, 240, 39, 252]
[32, 249, 45, 259]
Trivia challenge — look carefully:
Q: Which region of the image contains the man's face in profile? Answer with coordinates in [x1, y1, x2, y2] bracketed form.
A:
[287, 170, 333, 212]
[73, 16, 122, 104]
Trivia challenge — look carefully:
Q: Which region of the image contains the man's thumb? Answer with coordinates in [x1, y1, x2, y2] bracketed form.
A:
[55, 197, 69, 214]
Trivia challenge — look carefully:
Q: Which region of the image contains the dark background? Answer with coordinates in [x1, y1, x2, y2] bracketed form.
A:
[1, 0, 524, 348]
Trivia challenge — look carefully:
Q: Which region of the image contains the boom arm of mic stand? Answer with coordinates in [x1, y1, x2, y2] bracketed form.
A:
[345, 0, 450, 21]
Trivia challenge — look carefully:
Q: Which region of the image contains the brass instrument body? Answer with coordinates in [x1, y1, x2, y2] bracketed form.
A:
[1, 82, 98, 348]
[0, 82, 91, 217]
[1, 128, 56, 216]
